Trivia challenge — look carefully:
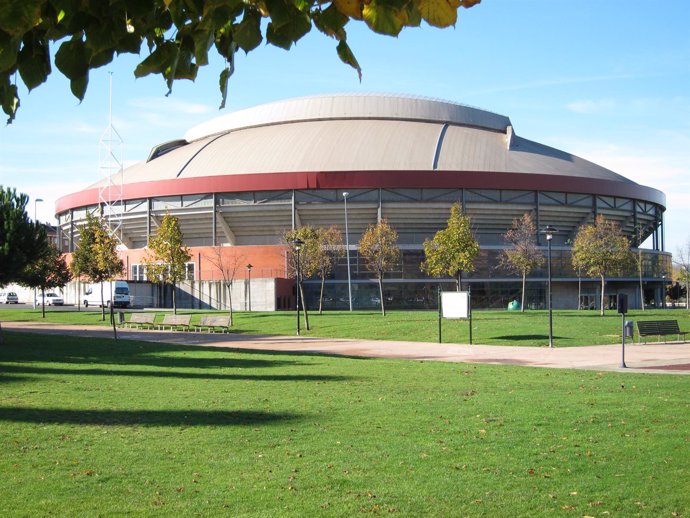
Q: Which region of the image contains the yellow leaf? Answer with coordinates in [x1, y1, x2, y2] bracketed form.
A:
[334, 0, 363, 20]
[417, 0, 457, 28]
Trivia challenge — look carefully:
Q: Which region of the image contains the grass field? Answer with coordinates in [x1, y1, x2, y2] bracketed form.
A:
[0, 331, 688, 517]
[2, 307, 690, 346]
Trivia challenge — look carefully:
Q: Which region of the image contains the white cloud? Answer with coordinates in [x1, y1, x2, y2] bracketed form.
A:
[566, 99, 616, 114]
[127, 97, 214, 115]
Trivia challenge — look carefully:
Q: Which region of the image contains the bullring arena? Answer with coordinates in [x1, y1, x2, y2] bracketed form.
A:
[55, 94, 670, 311]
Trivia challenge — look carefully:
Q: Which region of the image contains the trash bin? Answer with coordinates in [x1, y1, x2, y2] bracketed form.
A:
[507, 300, 521, 311]
[624, 320, 634, 338]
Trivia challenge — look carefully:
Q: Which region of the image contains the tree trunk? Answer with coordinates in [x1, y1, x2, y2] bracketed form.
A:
[456, 271, 463, 292]
[578, 275, 582, 309]
[100, 283, 105, 321]
[173, 281, 177, 315]
[520, 270, 526, 312]
[318, 274, 325, 315]
[226, 282, 233, 326]
[41, 287, 46, 318]
[298, 281, 310, 330]
[378, 275, 386, 316]
[639, 250, 645, 311]
[600, 275, 606, 316]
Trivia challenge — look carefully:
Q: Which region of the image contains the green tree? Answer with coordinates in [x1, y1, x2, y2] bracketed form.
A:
[422, 203, 479, 291]
[70, 213, 124, 320]
[0, 0, 481, 123]
[500, 213, 544, 312]
[359, 219, 400, 316]
[314, 226, 344, 315]
[571, 215, 634, 316]
[0, 186, 48, 286]
[284, 226, 320, 330]
[0, 186, 48, 343]
[144, 213, 191, 314]
[22, 244, 72, 318]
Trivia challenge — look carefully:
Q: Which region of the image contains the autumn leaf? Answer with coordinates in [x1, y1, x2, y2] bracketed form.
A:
[417, 0, 457, 28]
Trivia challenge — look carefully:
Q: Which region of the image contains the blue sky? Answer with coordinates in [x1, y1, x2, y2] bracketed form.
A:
[1, 0, 688, 255]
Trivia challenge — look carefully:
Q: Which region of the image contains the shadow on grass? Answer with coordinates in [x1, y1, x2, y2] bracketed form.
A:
[0, 364, 355, 382]
[491, 334, 561, 341]
[0, 407, 300, 427]
[0, 332, 310, 369]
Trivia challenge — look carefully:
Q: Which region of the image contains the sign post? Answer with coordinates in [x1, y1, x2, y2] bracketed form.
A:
[618, 293, 628, 368]
[439, 290, 472, 345]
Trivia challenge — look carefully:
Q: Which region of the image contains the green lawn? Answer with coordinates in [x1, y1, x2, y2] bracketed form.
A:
[0, 332, 687, 516]
[3, 307, 690, 346]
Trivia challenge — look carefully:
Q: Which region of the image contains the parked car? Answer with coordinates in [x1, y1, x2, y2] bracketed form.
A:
[0, 291, 19, 304]
[36, 292, 64, 306]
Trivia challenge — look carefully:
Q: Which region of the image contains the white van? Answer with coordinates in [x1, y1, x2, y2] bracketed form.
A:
[83, 281, 131, 308]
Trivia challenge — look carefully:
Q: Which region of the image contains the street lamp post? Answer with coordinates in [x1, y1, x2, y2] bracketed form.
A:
[33, 198, 44, 310]
[342, 192, 353, 311]
[542, 225, 558, 348]
[246, 264, 253, 311]
[293, 239, 304, 336]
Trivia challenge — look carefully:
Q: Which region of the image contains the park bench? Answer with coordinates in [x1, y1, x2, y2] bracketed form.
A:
[636, 320, 688, 344]
[158, 314, 192, 332]
[195, 315, 231, 333]
[120, 312, 156, 329]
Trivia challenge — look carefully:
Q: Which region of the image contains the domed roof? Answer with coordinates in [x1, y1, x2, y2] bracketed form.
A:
[56, 93, 664, 215]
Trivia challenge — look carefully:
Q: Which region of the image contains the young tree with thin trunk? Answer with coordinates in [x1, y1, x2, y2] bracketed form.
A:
[284, 227, 320, 330]
[422, 203, 479, 291]
[144, 213, 191, 315]
[358, 220, 400, 316]
[500, 213, 544, 312]
[571, 215, 634, 316]
[674, 237, 690, 310]
[314, 226, 344, 314]
[70, 213, 124, 321]
[22, 244, 72, 318]
[203, 247, 246, 325]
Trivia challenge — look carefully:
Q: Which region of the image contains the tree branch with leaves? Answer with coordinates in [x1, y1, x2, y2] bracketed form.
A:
[0, 0, 481, 123]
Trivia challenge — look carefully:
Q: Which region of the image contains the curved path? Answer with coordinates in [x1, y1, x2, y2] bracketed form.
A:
[3, 321, 689, 374]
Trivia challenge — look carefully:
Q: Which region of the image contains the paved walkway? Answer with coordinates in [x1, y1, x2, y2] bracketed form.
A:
[3, 321, 690, 374]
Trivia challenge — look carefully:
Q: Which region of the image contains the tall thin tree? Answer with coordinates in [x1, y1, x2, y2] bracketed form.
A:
[500, 213, 544, 312]
[71, 213, 124, 321]
[571, 215, 634, 316]
[359, 220, 401, 316]
[144, 213, 191, 315]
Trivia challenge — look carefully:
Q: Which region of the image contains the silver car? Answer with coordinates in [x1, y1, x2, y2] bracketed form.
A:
[36, 293, 64, 306]
[0, 291, 19, 304]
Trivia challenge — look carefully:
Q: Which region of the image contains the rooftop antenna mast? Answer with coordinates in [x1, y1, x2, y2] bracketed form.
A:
[98, 72, 124, 246]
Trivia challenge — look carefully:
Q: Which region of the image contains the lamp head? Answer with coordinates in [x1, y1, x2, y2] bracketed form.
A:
[293, 238, 304, 251]
[342, 192, 349, 199]
[542, 225, 558, 241]
[246, 263, 253, 271]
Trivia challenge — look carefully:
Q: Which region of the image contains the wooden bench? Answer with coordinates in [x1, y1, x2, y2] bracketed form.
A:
[195, 315, 231, 333]
[158, 314, 192, 331]
[636, 320, 688, 343]
[120, 312, 156, 329]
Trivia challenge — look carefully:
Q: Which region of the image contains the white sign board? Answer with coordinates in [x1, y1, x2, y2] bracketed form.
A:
[441, 291, 469, 319]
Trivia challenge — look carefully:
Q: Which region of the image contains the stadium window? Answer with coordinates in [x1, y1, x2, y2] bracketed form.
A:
[185, 263, 195, 281]
[131, 264, 146, 281]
